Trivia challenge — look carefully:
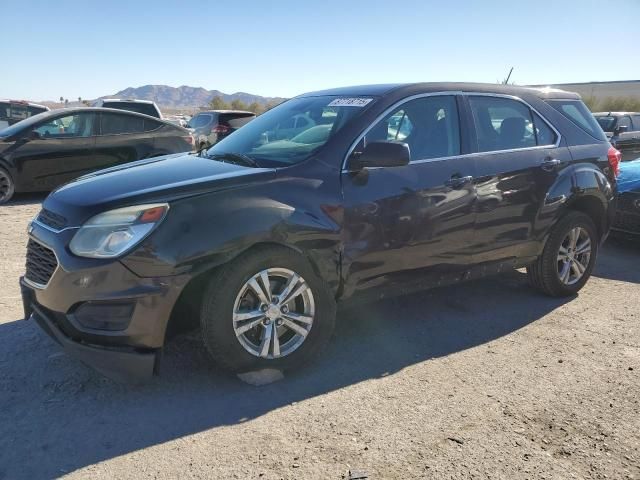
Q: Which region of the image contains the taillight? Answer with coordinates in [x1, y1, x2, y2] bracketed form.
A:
[607, 146, 621, 177]
[212, 124, 230, 134]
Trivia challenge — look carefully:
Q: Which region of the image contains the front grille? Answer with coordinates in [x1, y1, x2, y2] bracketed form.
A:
[37, 209, 67, 230]
[25, 239, 58, 287]
[613, 192, 640, 234]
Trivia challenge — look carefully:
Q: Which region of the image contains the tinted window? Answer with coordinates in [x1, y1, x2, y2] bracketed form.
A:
[632, 115, 640, 131]
[100, 112, 144, 135]
[618, 116, 632, 129]
[188, 113, 214, 128]
[595, 116, 617, 132]
[365, 95, 460, 160]
[531, 111, 557, 146]
[33, 113, 94, 138]
[143, 118, 162, 132]
[547, 100, 607, 141]
[103, 102, 159, 118]
[220, 113, 254, 129]
[468, 96, 539, 152]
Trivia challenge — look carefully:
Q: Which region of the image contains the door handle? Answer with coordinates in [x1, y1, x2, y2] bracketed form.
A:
[541, 158, 561, 172]
[445, 175, 473, 188]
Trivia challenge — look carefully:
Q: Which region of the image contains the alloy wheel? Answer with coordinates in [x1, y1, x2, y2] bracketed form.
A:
[557, 226, 591, 286]
[0, 170, 11, 203]
[232, 268, 315, 359]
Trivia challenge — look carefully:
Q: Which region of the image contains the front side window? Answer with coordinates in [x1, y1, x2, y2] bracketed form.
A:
[469, 96, 539, 152]
[208, 95, 372, 166]
[364, 95, 460, 160]
[33, 113, 94, 138]
[632, 115, 640, 131]
[100, 112, 144, 135]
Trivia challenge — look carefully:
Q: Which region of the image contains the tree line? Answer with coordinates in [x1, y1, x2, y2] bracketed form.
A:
[207, 96, 283, 114]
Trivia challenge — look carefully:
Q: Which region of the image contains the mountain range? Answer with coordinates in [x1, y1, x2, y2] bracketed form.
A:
[98, 85, 286, 109]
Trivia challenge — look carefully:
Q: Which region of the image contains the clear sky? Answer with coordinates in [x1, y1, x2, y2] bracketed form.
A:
[4, 0, 640, 101]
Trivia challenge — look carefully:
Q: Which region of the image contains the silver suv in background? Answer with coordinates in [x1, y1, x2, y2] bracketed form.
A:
[92, 98, 162, 119]
[187, 110, 255, 150]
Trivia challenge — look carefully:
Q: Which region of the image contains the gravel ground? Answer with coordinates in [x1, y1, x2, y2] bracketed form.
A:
[0, 195, 638, 480]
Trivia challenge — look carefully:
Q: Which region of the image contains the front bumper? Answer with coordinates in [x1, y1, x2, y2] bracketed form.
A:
[22, 280, 157, 383]
[22, 222, 191, 382]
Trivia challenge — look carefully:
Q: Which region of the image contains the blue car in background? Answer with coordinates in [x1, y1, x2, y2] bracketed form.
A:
[613, 159, 640, 236]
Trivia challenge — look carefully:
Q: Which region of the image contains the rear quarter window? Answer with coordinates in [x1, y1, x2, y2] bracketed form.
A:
[547, 100, 607, 141]
[220, 113, 255, 129]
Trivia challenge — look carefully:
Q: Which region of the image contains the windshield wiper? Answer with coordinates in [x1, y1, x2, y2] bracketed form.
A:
[202, 152, 260, 168]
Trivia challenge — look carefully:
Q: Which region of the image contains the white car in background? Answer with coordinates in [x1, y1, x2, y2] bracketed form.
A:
[0, 99, 49, 132]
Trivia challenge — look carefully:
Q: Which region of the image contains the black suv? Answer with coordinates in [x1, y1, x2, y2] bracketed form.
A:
[593, 112, 640, 161]
[187, 110, 256, 151]
[21, 83, 618, 382]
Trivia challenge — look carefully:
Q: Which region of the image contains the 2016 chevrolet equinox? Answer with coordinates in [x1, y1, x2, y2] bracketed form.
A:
[20, 83, 619, 382]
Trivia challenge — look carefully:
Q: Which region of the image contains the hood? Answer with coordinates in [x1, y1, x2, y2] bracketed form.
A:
[618, 159, 640, 193]
[43, 152, 275, 225]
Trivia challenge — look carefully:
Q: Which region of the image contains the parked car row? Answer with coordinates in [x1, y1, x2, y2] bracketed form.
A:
[594, 111, 640, 161]
[19, 82, 621, 382]
[0, 107, 193, 203]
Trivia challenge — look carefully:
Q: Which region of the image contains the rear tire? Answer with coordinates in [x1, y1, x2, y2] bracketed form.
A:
[527, 211, 598, 297]
[200, 246, 336, 373]
[0, 168, 15, 205]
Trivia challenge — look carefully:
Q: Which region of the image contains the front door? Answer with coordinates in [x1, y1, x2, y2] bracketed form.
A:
[14, 112, 96, 191]
[341, 94, 478, 300]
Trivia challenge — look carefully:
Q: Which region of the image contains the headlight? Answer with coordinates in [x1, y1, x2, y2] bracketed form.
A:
[69, 203, 169, 258]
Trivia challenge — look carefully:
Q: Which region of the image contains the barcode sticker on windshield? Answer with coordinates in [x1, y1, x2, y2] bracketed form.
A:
[327, 98, 373, 107]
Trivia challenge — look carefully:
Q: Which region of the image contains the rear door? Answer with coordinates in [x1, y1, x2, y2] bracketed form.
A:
[466, 95, 570, 264]
[12, 112, 96, 191]
[93, 112, 155, 169]
[342, 94, 478, 298]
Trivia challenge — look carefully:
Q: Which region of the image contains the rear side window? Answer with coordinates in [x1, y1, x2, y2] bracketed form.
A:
[188, 113, 215, 128]
[100, 112, 145, 135]
[617, 116, 632, 129]
[220, 113, 255, 129]
[632, 115, 640, 131]
[144, 118, 163, 132]
[468, 96, 556, 152]
[103, 102, 159, 118]
[547, 100, 607, 141]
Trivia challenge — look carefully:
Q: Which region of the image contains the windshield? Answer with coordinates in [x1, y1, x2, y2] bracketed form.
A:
[595, 116, 617, 132]
[0, 110, 52, 137]
[206, 95, 374, 166]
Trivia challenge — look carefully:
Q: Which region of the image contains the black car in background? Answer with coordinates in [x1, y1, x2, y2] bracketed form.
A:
[0, 99, 49, 131]
[0, 108, 193, 203]
[187, 110, 255, 150]
[593, 112, 640, 161]
[21, 83, 617, 382]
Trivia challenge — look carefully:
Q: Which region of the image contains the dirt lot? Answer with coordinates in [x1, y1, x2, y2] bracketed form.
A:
[0, 195, 638, 480]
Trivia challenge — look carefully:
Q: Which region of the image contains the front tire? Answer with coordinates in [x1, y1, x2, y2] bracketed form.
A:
[0, 168, 15, 204]
[527, 211, 598, 297]
[200, 246, 336, 373]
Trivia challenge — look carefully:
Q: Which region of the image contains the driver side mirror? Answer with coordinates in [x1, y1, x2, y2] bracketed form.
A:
[614, 125, 628, 136]
[349, 141, 410, 171]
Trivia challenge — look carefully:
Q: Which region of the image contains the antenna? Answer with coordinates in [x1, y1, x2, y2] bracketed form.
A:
[503, 67, 514, 85]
